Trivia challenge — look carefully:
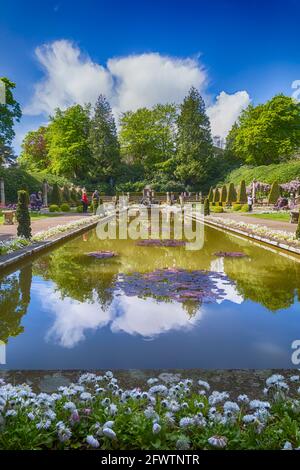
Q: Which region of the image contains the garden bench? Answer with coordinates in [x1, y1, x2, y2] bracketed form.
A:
[2, 209, 16, 225]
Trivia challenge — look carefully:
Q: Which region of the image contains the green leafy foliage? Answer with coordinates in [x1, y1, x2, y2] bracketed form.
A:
[237, 180, 247, 203]
[16, 190, 31, 239]
[233, 203, 242, 211]
[226, 183, 237, 205]
[220, 185, 227, 202]
[49, 205, 60, 212]
[0, 77, 22, 163]
[213, 187, 220, 203]
[60, 203, 70, 212]
[50, 183, 61, 205]
[204, 198, 210, 216]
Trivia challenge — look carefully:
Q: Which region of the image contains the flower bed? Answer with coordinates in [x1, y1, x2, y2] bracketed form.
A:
[0, 216, 100, 256]
[207, 216, 300, 248]
[0, 372, 300, 450]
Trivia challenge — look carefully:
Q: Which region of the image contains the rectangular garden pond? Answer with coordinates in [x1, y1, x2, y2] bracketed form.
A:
[0, 214, 300, 369]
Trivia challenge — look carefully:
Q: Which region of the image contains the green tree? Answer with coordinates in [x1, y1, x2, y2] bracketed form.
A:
[47, 105, 91, 178]
[237, 180, 247, 203]
[226, 183, 237, 205]
[0, 78, 22, 164]
[120, 103, 177, 178]
[221, 184, 227, 202]
[89, 95, 120, 182]
[268, 181, 280, 204]
[19, 126, 49, 171]
[227, 94, 300, 165]
[16, 190, 31, 239]
[175, 87, 213, 189]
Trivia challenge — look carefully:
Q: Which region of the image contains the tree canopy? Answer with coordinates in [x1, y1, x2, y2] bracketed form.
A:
[0, 77, 22, 163]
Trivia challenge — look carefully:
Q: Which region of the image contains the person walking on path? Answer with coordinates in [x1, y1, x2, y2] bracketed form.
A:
[247, 195, 253, 212]
[81, 189, 89, 213]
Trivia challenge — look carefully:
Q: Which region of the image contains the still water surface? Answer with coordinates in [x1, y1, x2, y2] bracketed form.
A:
[0, 220, 299, 369]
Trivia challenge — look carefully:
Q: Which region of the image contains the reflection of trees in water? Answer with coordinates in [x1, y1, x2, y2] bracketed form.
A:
[223, 255, 300, 312]
[0, 264, 32, 343]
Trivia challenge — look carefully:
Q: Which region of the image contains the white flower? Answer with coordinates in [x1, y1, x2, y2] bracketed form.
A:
[147, 378, 159, 385]
[63, 401, 76, 411]
[45, 410, 56, 420]
[103, 420, 114, 429]
[86, 435, 100, 448]
[223, 401, 240, 414]
[249, 400, 270, 410]
[198, 380, 210, 391]
[36, 420, 51, 430]
[109, 404, 118, 416]
[242, 414, 257, 424]
[105, 371, 113, 379]
[144, 406, 157, 419]
[208, 391, 230, 406]
[103, 427, 116, 439]
[152, 422, 161, 434]
[283, 441, 293, 450]
[5, 410, 17, 417]
[266, 374, 285, 386]
[80, 392, 92, 401]
[149, 385, 168, 396]
[208, 435, 227, 448]
[290, 375, 300, 383]
[179, 417, 195, 428]
[237, 394, 249, 404]
[176, 436, 190, 450]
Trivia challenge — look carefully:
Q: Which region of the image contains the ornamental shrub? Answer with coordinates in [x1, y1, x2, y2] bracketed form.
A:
[51, 183, 61, 205]
[60, 203, 70, 212]
[204, 198, 210, 216]
[226, 183, 237, 205]
[213, 187, 220, 203]
[233, 203, 242, 211]
[220, 185, 227, 203]
[268, 181, 280, 204]
[49, 204, 60, 212]
[76, 205, 83, 213]
[241, 204, 250, 212]
[208, 186, 214, 202]
[211, 206, 224, 213]
[237, 180, 247, 204]
[16, 190, 31, 239]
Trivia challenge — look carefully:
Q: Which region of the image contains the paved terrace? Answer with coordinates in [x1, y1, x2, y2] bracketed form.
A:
[0, 213, 91, 242]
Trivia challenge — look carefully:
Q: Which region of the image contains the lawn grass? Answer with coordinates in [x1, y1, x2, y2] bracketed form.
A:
[0, 212, 65, 225]
[242, 212, 290, 221]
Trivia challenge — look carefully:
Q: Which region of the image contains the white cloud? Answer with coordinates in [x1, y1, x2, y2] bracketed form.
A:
[24, 39, 250, 139]
[207, 90, 250, 138]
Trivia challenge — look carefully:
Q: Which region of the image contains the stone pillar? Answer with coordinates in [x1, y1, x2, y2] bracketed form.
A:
[43, 179, 48, 207]
[166, 192, 170, 205]
[0, 178, 5, 207]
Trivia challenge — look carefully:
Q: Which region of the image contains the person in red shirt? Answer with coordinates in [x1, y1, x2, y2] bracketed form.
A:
[81, 189, 89, 213]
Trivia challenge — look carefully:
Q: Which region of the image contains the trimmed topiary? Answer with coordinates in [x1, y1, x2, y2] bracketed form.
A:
[51, 183, 61, 205]
[213, 187, 220, 203]
[211, 206, 224, 213]
[233, 203, 242, 211]
[60, 203, 70, 212]
[208, 187, 214, 202]
[241, 204, 249, 212]
[204, 198, 210, 216]
[226, 183, 237, 205]
[49, 204, 60, 212]
[237, 180, 247, 204]
[76, 205, 83, 213]
[16, 190, 31, 239]
[268, 181, 280, 204]
[221, 185, 227, 203]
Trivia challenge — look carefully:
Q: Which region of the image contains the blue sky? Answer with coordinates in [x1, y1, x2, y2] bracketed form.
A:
[1, 0, 299, 152]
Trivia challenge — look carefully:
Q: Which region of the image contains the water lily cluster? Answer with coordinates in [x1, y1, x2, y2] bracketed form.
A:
[1, 372, 300, 450]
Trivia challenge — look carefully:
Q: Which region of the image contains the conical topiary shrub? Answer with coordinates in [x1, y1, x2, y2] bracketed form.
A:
[213, 187, 220, 203]
[226, 183, 236, 205]
[51, 183, 61, 206]
[237, 180, 247, 204]
[16, 190, 31, 239]
[268, 181, 280, 204]
[221, 185, 227, 203]
[208, 186, 214, 202]
[204, 198, 210, 216]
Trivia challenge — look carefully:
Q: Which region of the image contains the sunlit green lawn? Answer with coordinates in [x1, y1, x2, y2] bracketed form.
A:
[242, 212, 290, 222]
[0, 212, 65, 225]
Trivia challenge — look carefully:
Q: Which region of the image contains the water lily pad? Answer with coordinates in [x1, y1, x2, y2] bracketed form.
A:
[136, 239, 185, 247]
[87, 251, 118, 259]
[214, 251, 246, 258]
